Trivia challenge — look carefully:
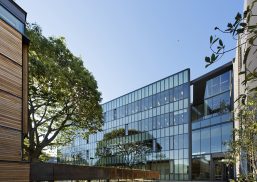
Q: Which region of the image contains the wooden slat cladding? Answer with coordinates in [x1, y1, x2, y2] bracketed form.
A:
[22, 44, 28, 134]
[0, 91, 21, 130]
[0, 54, 22, 97]
[0, 19, 22, 65]
[0, 162, 30, 182]
[0, 5, 30, 181]
[0, 127, 21, 161]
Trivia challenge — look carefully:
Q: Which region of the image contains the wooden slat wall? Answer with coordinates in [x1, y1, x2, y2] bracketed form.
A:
[0, 7, 30, 182]
[0, 91, 21, 130]
[0, 19, 23, 135]
[0, 19, 22, 65]
[0, 127, 21, 161]
[0, 54, 22, 97]
[0, 162, 30, 182]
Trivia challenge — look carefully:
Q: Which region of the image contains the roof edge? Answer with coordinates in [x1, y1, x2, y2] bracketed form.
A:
[191, 60, 234, 84]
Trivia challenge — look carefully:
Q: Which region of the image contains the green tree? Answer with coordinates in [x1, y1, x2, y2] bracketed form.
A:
[205, 1, 257, 94]
[95, 128, 161, 168]
[229, 94, 257, 181]
[25, 24, 103, 162]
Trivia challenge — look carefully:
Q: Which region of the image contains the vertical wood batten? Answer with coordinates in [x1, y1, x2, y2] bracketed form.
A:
[22, 44, 28, 135]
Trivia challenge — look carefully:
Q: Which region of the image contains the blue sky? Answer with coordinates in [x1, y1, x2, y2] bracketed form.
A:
[17, 0, 244, 103]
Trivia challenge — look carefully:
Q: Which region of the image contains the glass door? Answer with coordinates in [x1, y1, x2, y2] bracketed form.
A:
[211, 158, 234, 181]
[211, 158, 229, 181]
[213, 160, 224, 181]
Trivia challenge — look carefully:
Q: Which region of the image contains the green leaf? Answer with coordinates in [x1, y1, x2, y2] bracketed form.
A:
[244, 8, 250, 18]
[211, 53, 216, 62]
[235, 12, 242, 21]
[227, 23, 233, 28]
[205, 56, 211, 63]
[240, 23, 247, 27]
[219, 39, 223, 46]
[210, 35, 213, 44]
[237, 28, 244, 34]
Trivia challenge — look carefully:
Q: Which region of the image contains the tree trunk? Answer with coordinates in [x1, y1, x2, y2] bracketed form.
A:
[29, 149, 42, 162]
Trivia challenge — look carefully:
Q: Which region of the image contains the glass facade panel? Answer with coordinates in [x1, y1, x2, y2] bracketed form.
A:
[211, 125, 222, 153]
[192, 130, 200, 155]
[0, 5, 25, 33]
[222, 122, 233, 152]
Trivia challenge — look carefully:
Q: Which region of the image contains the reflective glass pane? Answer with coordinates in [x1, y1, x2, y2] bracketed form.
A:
[184, 70, 188, 83]
[222, 122, 233, 152]
[0, 5, 24, 33]
[179, 72, 183, 85]
[201, 128, 210, 154]
[165, 78, 169, 90]
[220, 71, 230, 92]
[174, 75, 178, 87]
[192, 130, 200, 155]
[211, 125, 222, 153]
[170, 76, 174, 88]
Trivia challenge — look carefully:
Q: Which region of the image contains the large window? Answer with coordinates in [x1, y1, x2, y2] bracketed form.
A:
[192, 122, 233, 155]
[205, 71, 231, 99]
[204, 92, 231, 116]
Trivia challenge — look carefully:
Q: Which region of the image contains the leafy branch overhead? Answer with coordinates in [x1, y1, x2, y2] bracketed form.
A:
[205, 1, 257, 68]
[25, 23, 103, 162]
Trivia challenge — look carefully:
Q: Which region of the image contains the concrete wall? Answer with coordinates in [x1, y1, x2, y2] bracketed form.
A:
[233, 0, 257, 177]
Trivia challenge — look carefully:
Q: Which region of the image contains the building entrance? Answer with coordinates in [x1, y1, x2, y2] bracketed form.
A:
[211, 158, 234, 181]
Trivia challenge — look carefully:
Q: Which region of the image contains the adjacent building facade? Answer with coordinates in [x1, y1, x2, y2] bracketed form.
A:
[0, 0, 30, 181]
[233, 0, 257, 177]
[59, 62, 234, 181]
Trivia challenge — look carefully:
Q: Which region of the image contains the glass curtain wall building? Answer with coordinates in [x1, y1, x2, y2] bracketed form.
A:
[191, 62, 234, 181]
[59, 69, 190, 181]
[59, 62, 234, 181]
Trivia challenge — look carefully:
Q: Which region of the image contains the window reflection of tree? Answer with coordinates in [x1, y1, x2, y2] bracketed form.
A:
[95, 128, 162, 168]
